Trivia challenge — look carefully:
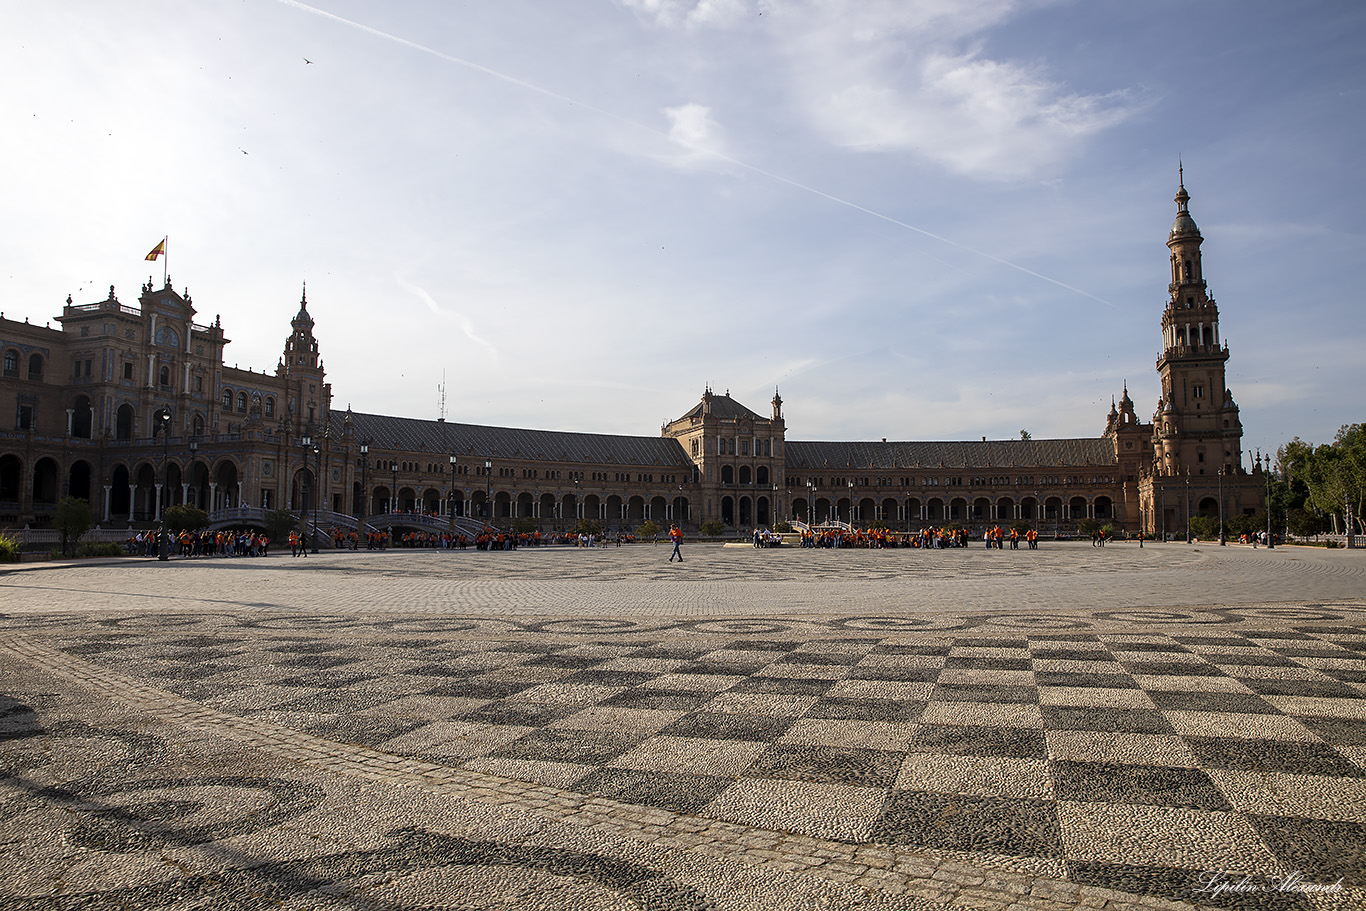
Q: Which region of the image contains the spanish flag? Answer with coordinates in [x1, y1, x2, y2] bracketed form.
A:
[145, 239, 166, 261]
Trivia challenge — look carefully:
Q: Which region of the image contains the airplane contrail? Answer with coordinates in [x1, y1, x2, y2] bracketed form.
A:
[278, 0, 1111, 307]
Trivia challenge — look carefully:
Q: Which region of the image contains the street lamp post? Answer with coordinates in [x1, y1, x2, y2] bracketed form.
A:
[391, 458, 398, 516]
[156, 409, 171, 561]
[188, 437, 198, 509]
[359, 441, 369, 531]
[449, 454, 458, 533]
[485, 458, 492, 527]
[1263, 453, 1275, 549]
[1218, 466, 1226, 546]
[806, 479, 814, 527]
[848, 479, 855, 526]
[311, 439, 322, 554]
[1185, 472, 1191, 544]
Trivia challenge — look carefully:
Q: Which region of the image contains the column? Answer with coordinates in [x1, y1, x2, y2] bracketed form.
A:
[66, 408, 74, 436]
[209, 482, 218, 512]
[103, 485, 112, 523]
[181, 483, 190, 506]
[154, 483, 164, 520]
[127, 484, 135, 519]
[236, 481, 243, 509]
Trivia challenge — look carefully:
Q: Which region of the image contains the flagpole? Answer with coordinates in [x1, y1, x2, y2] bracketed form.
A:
[162, 236, 168, 288]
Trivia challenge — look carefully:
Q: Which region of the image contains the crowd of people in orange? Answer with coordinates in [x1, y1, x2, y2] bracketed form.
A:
[797, 525, 1040, 549]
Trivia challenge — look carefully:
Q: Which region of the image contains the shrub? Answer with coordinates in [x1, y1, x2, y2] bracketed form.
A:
[77, 541, 126, 558]
[700, 520, 726, 537]
[773, 521, 793, 534]
[54, 496, 92, 556]
[637, 520, 660, 540]
[165, 504, 209, 533]
[0, 534, 22, 562]
[264, 509, 301, 544]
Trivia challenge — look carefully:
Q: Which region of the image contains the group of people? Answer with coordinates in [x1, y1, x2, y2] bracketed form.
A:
[792, 525, 1044, 549]
[128, 529, 270, 558]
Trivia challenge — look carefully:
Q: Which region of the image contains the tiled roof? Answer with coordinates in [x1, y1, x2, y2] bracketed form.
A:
[340, 412, 691, 468]
[675, 393, 767, 423]
[784, 438, 1117, 471]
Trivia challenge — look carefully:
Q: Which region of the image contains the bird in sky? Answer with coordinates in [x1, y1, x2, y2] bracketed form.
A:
[303, 58, 313, 64]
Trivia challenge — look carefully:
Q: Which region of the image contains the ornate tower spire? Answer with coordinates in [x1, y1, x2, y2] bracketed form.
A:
[1151, 170, 1241, 480]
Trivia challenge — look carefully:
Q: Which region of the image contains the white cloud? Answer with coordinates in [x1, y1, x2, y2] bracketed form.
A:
[622, 0, 1139, 180]
[663, 102, 727, 162]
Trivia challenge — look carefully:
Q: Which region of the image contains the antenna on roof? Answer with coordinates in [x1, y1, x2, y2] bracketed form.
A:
[437, 371, 447, 423]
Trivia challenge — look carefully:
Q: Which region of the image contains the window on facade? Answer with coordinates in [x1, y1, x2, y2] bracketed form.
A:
[237, 392, 248, 412]
[159, 366, 171, 388]
[222, 389, 233, 409]
[123, 362, 133, 380]
[740, 440, 749, 456]
[1193, 384, 1204, 398]
[27, 354, 42, 381]
[3, 351, 20, 378]
[17, 404, 34, 430]
[265, 397, 275, 418]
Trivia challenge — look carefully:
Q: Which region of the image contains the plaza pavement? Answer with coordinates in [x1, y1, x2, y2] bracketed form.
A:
[0, 541, 1363, 910]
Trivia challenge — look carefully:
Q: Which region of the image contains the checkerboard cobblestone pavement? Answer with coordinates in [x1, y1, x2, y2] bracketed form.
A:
[1, 543, 1364, 909]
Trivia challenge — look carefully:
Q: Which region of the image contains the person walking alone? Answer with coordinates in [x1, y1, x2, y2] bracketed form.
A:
[669, 525, 684, 562]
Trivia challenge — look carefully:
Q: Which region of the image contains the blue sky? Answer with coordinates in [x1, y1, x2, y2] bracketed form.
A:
[3, 0, 1362, 462]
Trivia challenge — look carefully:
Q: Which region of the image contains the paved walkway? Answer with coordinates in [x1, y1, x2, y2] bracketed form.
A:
[0, 542, 1362, 909]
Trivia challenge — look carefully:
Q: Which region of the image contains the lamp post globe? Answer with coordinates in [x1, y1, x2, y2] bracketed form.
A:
[157, 409, 172, 561]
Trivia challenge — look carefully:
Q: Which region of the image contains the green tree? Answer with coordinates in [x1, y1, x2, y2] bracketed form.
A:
[572, 518, 601, 536]
[637, 520, 660, 540]
[1189, 515, 1220, 540]
[165, 504, 209, 533]
[1286, 508, 1325, 539]
[53, 496, 92, 557]
[264, 508, 300, 544]
[1019, 429, 1032, 441]
[773, 521, 793, 534]
[700, 520, 725, 537]
[1077, 518, 1100, 537]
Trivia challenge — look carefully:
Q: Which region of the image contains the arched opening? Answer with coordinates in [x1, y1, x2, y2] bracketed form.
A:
[28, 353, 43, 381]
[192, 413, 205, 438]
[584, 494, 601, 523]
[236, 391, 248, 413]
[1094, 496, 1112, 519]
[399, 486, 418, 513]
[159, 365, 171, 389]
[71, 395, 93, 439]
[291, 468, 316, 512]
[627, 495, 645, 523]
[949, 497, 966, 522]
[1045, 497, 1063, 523]
[837, 497, 851, 523]
[134, 463, 158, 521]
[927, 498, 943, 522]
[164, 462, 183, 508]
[1021, 497, 1037, 521]
[540, 492, 558, 525]
[814, 497, 831, 524]
[649, 495, 667, 522]
[493, 491, 512, 519]
[116, 404, 135, 441]
[424, 487, 442, 515]
[110, 464, 131, 519]
[673, 495, 689, 525]
[739, 495, 752, 526]
[1197, 497, 1219, 519]
[972, 497, 990, 522]
[721, 495, 735, 525]
[792, 496, 809, 521]
[516, 492, 534, 519]
[213, 461, 239, 509]
[374, 486, 393, 515]
[187, 460, 210, 509]
[756, 495, 770, 527]
[32, 457, 60, 508]
[881, 497, 897, 525]
[905, 498, 922, 526]
[720, 465, 734, 484]
[739, 465, 752, 485]
[756, 465, 769, 485]
[0, 454, 23, 506]
[1068, 496, 1088, 520]
[997, 497, 1015, 522]
[605, 495, 623, 527]
[66, 464, 92, 505]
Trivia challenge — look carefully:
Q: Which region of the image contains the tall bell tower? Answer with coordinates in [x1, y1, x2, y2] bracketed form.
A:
[1150, 169, 1243, 479]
